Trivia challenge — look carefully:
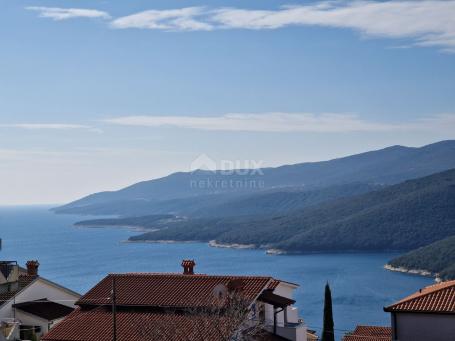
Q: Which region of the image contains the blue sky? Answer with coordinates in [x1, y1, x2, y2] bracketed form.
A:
[1, 0, 455, 204]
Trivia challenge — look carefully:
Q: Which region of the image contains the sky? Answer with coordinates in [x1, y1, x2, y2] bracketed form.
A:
[1, 0, 455, 205]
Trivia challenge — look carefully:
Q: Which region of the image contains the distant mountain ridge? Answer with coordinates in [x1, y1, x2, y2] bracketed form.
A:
[129, 168, 455, 253]
[54, 140, 455, 216]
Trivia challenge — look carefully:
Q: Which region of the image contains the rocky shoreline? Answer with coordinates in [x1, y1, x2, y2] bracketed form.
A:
[208, 241, 289, 255]
[384, 264, 440, 282]
[208, 240, 256, 249]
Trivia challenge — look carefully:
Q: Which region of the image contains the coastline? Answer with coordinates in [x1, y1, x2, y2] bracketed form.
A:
[208, 240, 256, 249]
[74, 223, 429, 269]
[124, 239, 200, 244]
[384, 264, 440, 282]
[74, 223, 157, 233]
[265, 248, 287, 255]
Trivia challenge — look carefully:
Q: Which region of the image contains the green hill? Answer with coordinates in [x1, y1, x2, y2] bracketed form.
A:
[68, 183, 380, 218]
[129, 169, 455, 253]
[388, 236, 455, 280]
[75, 214, 176, 228]
[55, 140, 455, 216]
[189, 183, 382, 218]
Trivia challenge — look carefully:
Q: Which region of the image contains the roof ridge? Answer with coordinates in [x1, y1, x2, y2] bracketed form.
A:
[384, 280, 455, 312]
[394, 280, 455, 305]
[77, 274, 277, 309]
[107, 273, 274, 279]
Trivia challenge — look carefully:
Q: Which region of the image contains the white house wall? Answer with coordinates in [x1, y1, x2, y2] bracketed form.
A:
[264, 282, 300, 328]
[0, 278, 79, 326]
[13, 279, 79, 308]
[15, 310, 50, 338]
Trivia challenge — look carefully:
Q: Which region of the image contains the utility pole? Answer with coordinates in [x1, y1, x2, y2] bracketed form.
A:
[111, 276, 117, 341]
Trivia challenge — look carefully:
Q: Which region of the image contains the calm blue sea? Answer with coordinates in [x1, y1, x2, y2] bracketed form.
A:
[0, 206, 432, 339]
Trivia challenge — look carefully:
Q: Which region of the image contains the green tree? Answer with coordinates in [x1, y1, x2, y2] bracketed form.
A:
[321, 282, 335, 341]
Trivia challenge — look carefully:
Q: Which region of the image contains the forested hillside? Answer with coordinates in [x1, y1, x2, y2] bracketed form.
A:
[129, 169, 455, 253]
[388, 236, 455, 280]
[55, 141, 455, 216]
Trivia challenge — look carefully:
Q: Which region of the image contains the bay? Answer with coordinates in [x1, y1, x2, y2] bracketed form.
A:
[0, 206, 433, 339]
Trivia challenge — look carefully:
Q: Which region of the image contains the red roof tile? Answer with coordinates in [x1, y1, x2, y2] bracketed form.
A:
[343, 325, 391, 341]
[45, 271, 297, 341]
[268, 279, 280, 290]
[42, 306, 242, 341]
[384, 280, 455, 313]
[77, 273, 273, 308]
[267, 279, 299, 289]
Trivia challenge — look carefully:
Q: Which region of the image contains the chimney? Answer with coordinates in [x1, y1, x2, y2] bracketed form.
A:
[26, 260, 39, 277]
[227, 279, 245, 293]
[181, 260, 195, 275]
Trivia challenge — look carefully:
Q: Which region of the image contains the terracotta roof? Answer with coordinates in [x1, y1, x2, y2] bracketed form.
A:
[384, 280, 455, 313]
[13, 299, 74, 321]
[42, 306, 239, 341]
[343, 325, 391, 341]
[43, 270, 299, 341]
[0, 275, 37, 307]
[77, 273, 273, 308]
[268, 279, 280, 290]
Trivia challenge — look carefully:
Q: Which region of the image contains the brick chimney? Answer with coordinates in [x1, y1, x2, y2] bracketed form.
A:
[181, 260, 195, 275]
[26, 260, 39, 277]
[227, 279, 245, 292]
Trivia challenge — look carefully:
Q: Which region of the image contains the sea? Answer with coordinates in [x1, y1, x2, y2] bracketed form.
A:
[0, 206, 433, 340]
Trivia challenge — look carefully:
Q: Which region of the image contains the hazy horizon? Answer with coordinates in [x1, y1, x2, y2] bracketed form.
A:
[2, 0, 455, 205]
[2, 139, 453, 206]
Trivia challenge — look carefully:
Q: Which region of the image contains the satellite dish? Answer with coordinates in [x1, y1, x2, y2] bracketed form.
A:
[212, 284, 228, 299]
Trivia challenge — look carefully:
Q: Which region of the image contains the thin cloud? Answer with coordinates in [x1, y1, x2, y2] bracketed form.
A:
[0, 123, 102, 133]
[110, 1, 455, 50]
[104, 113, 455, 133]
[26, 6, 110, 20]
[111, 7, 212, 31]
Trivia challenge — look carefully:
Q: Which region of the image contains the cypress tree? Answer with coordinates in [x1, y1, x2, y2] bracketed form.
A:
[321, 282, 335, 341]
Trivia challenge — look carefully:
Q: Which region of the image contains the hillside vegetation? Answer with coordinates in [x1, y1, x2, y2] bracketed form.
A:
[388, 236, 455, 280]
[69, 183, 380, 218]
[75, 214, 176, 228]
[129, 169, 455, 253]
[55, 140, 455, 216]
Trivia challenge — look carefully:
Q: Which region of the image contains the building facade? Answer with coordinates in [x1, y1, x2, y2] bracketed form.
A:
[0, 261, 80, 340]
[384, 280, 455, 341]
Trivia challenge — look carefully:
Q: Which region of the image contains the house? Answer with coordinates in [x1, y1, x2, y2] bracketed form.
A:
[342, 325, 391, 341]
[0, 260, 80, 340]
[42, 259, 309, 341]
[383, 279, 455, 341]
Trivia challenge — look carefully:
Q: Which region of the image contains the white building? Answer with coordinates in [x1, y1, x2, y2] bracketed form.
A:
[259, 279, 306, 340]
[0, 261, 80, 340]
